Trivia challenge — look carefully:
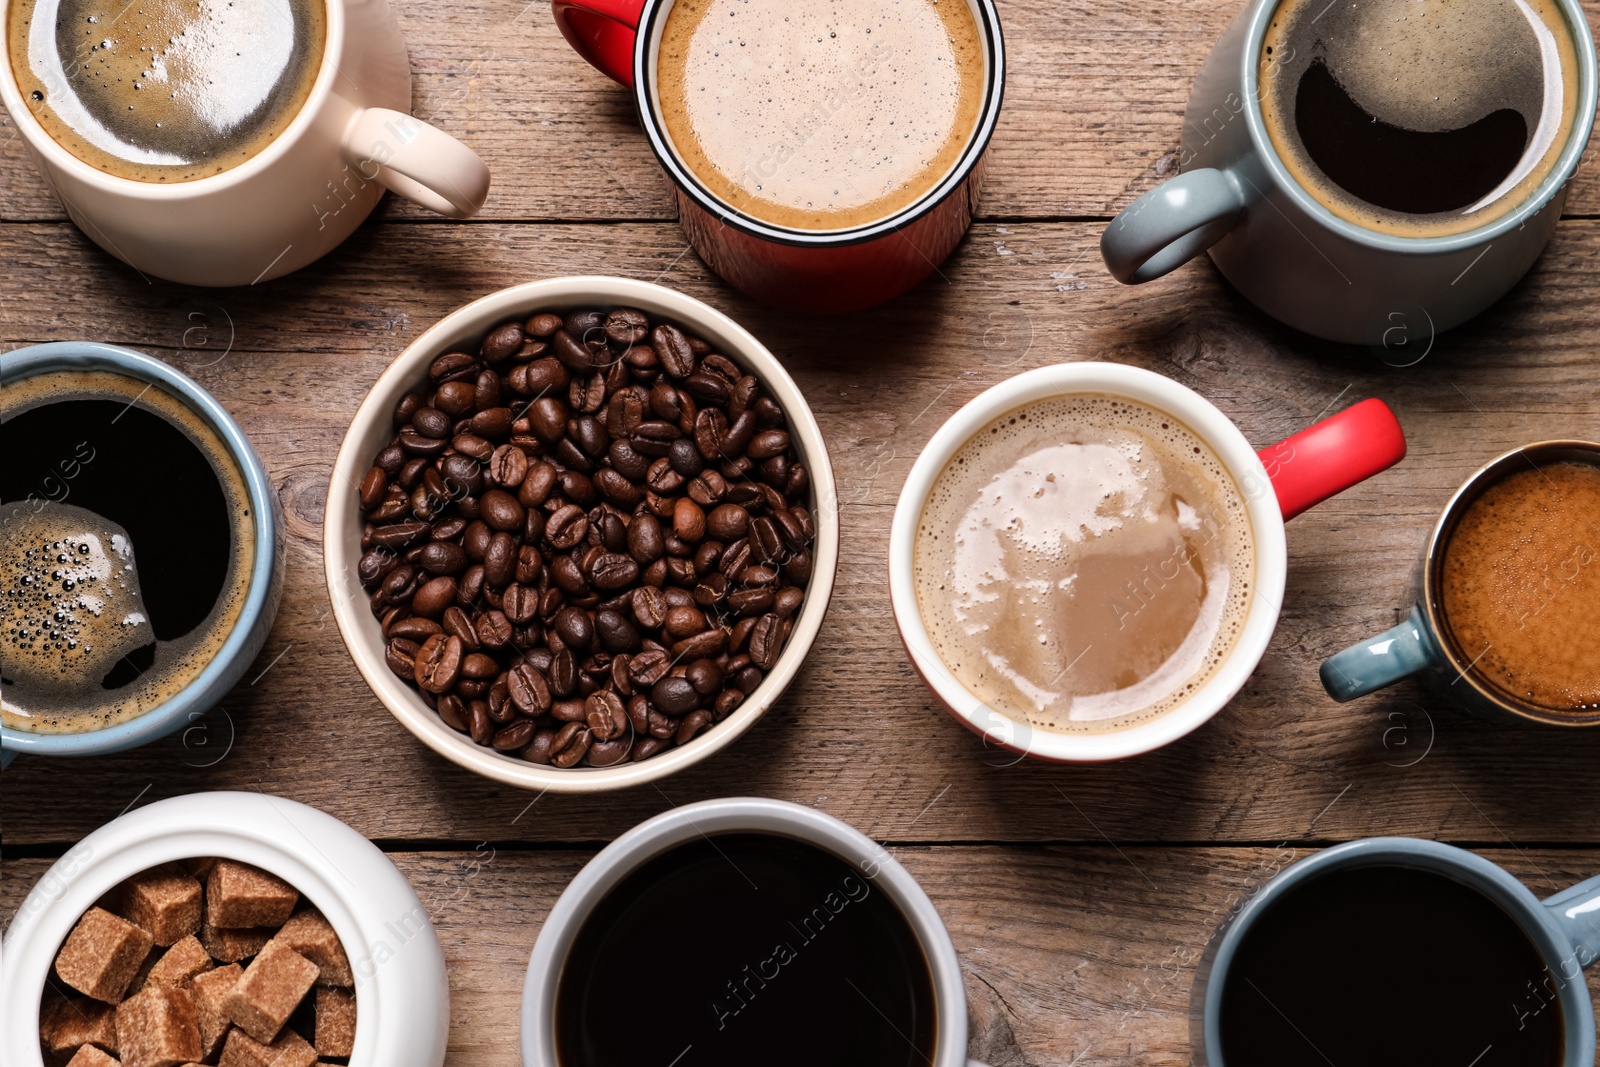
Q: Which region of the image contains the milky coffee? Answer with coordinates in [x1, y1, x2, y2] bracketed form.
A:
[1, 371, 256, 733]
[8, 0, 327, 183]
[657, 0, 987, 231]
[912, 397, 1256, 735]
[1259, 0, 1581, 237]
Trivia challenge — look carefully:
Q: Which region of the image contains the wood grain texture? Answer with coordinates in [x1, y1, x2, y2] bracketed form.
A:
[4, 847, 1598, 1066]
[3, 0, 1599, 224]
[3, 217, 1599, 846]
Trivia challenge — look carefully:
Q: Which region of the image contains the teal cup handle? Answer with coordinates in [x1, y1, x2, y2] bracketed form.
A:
[1546, 876, 1600, 972]
[1101, 168, 1247, 284]
[1320, 606, 1443, 702]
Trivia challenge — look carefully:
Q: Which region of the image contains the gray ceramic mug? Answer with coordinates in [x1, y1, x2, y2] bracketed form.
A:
[1195, 837, 1600, 1065]
[1321, 441, 1600, 728]
[0, 342, 284, 767]
[1100, 0, 1598, 345]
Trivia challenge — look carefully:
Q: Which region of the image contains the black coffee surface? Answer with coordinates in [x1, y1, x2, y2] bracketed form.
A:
[555, 833, 938, 1067]
[1296, 59, 1528, 215]
[2, 399, 230, 638]
[1220, 865, 1565, 1067]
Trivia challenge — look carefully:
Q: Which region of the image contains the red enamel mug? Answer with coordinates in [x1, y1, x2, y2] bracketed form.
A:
[553, 0, 1006, 313]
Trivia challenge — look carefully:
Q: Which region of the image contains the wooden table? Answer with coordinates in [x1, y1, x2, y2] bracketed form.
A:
[5, 2, 1600, 1062]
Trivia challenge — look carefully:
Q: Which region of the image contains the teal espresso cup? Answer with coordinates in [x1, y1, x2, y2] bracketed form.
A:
[1195, 837, 1600, 1066]
[0, 342, 283, 766]
[1321, 441, 1600, 727]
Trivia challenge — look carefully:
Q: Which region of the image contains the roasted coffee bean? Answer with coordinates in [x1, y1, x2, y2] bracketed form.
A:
[418, 541, 468, 576]
[390, 616, 442, 642]
[430, 351, 478, 383]
[551, 554, 588, 597]
[605, 307, 650, 346]
[731, 665, 764, 695]
[673, 498, 707, 543]
[385, 641, 416, 680]
[595, 608, 640, 653]
[413, 576, 458, 618]
[719, 539, 752, 580]
[549, 648, 578, 696]
[359, 548, 400, 587]
[529, 397, 567, 443]
[572, 372, 608, 415]
[592, 553, 641, 591]
[585, 691, 628, 741]
[684, 372, 730, 406]
[435, 380, 477, 417]
[740, 565, 778, 588]
[507, 662, 552, 715]
[414, 634, 464, 693]
[468, 407, 512, 440]
[727, 587, 775, 617]
[546, 504, 589, 550]
[626, 694, 653, 734]
[489, 444, 528, 489]
[398, 428, 447, 457]
[781, 549, 814, 585]
[503, 584, 540, 625]
[516, 544, 543, 585]
[549, 723, 592, 768]
[606, 439, 651, 482]
[706, 503, 749, 542]
[651, 675, 701, 715]
[412, 407, 452, 440]
[632, 736, 671, 761]
[554, 605, 594, 651]
[663, 605, 707, 640]
[673, 629, 727, 659]
[775, 586, 805, 618]
[676, 709, 713, 745]
[559, 469, 596, 505]
[484, 531, 517, 587]
[492, 719, 536, 751]
[590, 466, 640, 509]
[441, 606, 479, 648]
[586, 737, 632, 767]
[748, 613, 782, 670]
[629, 585, 667, 630]
[483, 322, 526, 363]
[462, 652, 500, 680]
[749, 516, 784, 563]
[686, 658, 724, 696]
[686, 469, 728, 507]
[650, 323, 694, 377]
[481, 489, 526, 532]
[713, 688, 746, 720]
[520, 460, 558, 508]
[459, 565, 486, 606]
[437, 695, 468, 732]
[359, 467, 388, 511]
[748, 428, 791, 460]
[475, 609, 513, 649]
[630, 420, 679, 457]
[606, 389, 645, 438]
[693, 572, 729, 608]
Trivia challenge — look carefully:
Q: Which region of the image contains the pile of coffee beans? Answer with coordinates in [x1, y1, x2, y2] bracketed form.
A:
[356, 307, 816, 768]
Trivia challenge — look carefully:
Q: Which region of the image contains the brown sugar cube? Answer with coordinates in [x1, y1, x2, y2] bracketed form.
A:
[144, 935, 215, 990]
[223, 940, 319, 1043]
[118, 868, 203, 946]
[314, 986, 356, 1056]
[205, 862, 298, 929]
[199, 918, 274, 963]
[116, 985, 201, 1067]
[216, 1027, 318, 1067]
[56, 907, 156, 1003]
[187, 963, 242, 1059]
[269, 911, 353, 987]
[41, 995, 119, 1057]
[64, 1047, 120, 1067]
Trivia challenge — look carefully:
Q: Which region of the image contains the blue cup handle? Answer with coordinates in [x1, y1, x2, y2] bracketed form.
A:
[1546, 876, 1600, 972]
[1320, 606, 1441, 702]
[1, 748, 16, 771]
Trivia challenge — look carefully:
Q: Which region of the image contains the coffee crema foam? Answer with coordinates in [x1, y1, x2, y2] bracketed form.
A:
[1259, 0, 1580, 237]
[913, 396, 1255, 735]
[0, 370, 256, 734]
[656, 0, 986, 231]
[7, 0, 326, 183]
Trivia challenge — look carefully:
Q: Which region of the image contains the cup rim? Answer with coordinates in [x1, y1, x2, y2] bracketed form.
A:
[518, 796, 967, 1067]
[1198, 836, 1596, 1067]
[0, 342, 281, 758]
[323, 276, 839, 793]
[628, 0, 1006, 247]
[1235, 0, 1599, 253]
[1419, 439, 1600, 727]
[0, 791, 450, 1067]
[887, 362, 1290, 763]
[0, 0, 349, 199]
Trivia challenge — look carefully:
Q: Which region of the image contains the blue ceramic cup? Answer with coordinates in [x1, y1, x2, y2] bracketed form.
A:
[1320, 441, 1600, 728]
[1195, 837, 1600, 1065]
[0, 342, 283, 766]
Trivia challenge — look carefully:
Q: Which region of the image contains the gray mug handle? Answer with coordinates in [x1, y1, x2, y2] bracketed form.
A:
[1101, 168, 1248, 283]
[1545, 876, 1600, 972]
[1320, 607, 1442, 702]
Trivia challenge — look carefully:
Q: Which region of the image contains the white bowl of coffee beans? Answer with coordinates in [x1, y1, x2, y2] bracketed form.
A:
[324, 277, 839, 792]
[1, 791, 449, 1067]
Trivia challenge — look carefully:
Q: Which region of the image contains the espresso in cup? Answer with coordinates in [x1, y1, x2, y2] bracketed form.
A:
[8, 0, 327, 182]
[0, 370, 256, 733]
[657, 0, 986, 230]
[555, 832, 935, 1066]
[1260, 0, 1581, 237]
[1439, 459, 1600, 715]
[1220, 865, 1564, 1066]
[912, 396, 1255, 734]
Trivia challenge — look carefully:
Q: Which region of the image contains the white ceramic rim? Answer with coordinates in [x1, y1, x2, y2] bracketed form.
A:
[887, 362, 1290, 762]
[518, 797, 968, 1067]
[324, 277, 839, 793]
[0, 0, 348, 199]
[0, 791, 449, 1067]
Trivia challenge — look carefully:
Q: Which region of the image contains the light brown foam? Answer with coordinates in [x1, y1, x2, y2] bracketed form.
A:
[0, 370, 256, 734]
[1259, 0, 1580, 237]
[8, 0, 326, 183]
[1440, 460, 1600, 713]
[912, 395, 1256, 735]
[656, 0, 987, 231]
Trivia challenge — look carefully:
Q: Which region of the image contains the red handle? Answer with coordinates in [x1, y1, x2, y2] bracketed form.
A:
[553, 0, 643, 88]
[1258, 398, 1406, 522]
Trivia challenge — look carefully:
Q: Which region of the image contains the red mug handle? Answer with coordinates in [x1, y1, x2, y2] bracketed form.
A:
[553, 0, 645, 88]
[1258, 398, 1407, 522]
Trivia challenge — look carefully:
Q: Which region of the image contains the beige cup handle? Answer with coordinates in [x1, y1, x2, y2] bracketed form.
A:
[343, 108, 491, 219]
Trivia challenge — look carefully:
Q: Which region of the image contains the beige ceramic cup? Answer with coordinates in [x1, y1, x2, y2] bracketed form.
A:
[0, 0, 491, 286]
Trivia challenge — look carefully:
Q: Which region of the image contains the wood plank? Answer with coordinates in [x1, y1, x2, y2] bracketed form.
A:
[5, 846, 1599, 1065]
[4, 0, 1600, 223]
[4, 217, 1600, 846]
